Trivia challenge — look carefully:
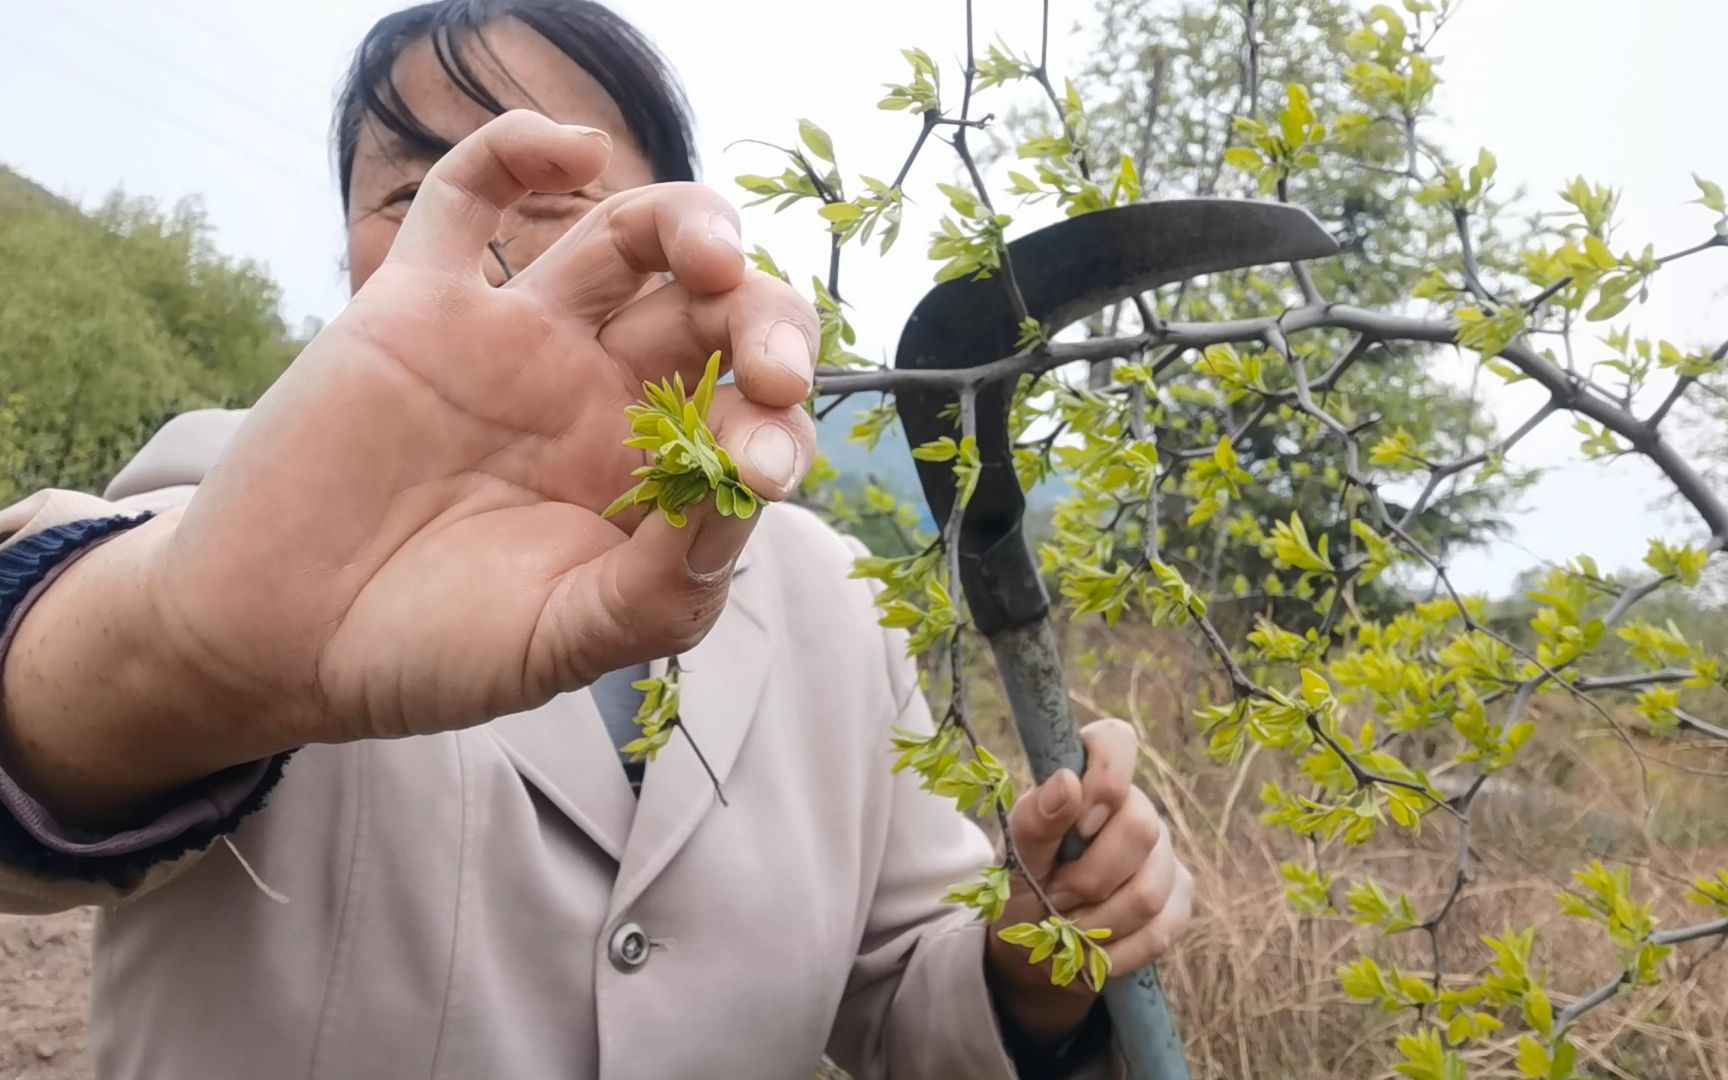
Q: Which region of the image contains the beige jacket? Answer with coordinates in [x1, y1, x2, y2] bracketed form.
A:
[0, 410, 1027, 1079]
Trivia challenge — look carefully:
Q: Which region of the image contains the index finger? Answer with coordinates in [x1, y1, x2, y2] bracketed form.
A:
[510, 181, 747, 321]
[389, 110, 612, 273]
[1076, 718, 1140, 840]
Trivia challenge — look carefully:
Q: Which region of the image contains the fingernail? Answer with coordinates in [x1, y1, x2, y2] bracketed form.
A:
[764, 320, 813, 385]
[709, 213, 743, 255]
[744, 423, 799, 490]
[571, 125, 612, 146]
[1038, 775, 1073, 816]
[1079, 804, 1109, 839]
[687, 511, 752, 576]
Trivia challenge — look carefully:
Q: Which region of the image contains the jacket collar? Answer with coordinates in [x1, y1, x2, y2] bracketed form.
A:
[609, 579, 770, 915]
[485, 556, 769, 888]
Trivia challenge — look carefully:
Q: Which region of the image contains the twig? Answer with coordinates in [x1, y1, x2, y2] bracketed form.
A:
[1649, 375, 1695, 428]
[664, 656, 728, 807]
[488, 240, 515, 282]
[943, 386, 1059, 918]
[1675, 710, 1728, 744]
[1397, 403, 1554, 530]
[1305, 715, 1463, 819]
[1031, 0, 1090, 180]
[954, 0, 1034, 328]
[1452, 207, 1502, 305]
[1240, 0, 1261, 115]
[1554, 917, 1728, 1032]
[891, 112, 941, 191]
[673, 721, 729, 807]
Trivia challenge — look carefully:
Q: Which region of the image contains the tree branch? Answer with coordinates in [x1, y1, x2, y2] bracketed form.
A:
[1452, 207, 1502, 305]
[1554, 916, 1728, 1032]
[820, 301, 1728, 539]
[1031, 0, 1090, 180]
[1648, 374, 1695, 428]
[1398, 402, 1554, 530]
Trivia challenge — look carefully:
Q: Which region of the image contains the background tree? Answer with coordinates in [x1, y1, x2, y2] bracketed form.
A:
[0, 168, 298, 503]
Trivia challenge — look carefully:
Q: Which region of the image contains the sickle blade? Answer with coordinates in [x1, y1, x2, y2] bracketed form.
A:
[892, 199, 1337, 634]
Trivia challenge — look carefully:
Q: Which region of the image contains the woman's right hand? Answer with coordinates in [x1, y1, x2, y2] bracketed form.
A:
[3, 111, 817, 821]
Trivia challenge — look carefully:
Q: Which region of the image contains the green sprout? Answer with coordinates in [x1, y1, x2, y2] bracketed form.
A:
[603, 350, 760, 526]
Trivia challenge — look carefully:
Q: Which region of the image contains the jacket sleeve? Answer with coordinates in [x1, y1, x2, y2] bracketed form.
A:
[0, 485, 228, 913]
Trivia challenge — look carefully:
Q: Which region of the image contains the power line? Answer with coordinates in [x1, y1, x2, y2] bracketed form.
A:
[38, 3, 332, 152]
[13, 46, 334, 200]
[153, 0, 324, 95]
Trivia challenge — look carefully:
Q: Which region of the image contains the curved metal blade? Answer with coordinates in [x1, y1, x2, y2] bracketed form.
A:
[892, 198, 1337, 634]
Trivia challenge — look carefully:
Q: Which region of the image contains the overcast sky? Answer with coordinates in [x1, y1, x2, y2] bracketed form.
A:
[4, 0, 1725, 596]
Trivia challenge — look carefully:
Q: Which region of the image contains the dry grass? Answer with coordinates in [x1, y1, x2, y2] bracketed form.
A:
[960, 619, 1728, 1079]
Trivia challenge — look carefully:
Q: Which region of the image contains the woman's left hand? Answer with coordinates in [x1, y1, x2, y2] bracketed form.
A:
[985, 718, 1194, 1047]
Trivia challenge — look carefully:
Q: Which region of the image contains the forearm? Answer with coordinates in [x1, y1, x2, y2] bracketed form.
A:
[1, 515, 284, 831]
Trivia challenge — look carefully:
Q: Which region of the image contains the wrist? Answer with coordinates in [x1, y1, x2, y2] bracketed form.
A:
[2, 515, 289, 830]
[985, 926, 1100, 1050]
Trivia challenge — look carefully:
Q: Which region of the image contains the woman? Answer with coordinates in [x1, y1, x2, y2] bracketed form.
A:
[0, 2, 1192, 1076]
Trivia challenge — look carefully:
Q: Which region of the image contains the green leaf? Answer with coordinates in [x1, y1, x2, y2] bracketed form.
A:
[797, 118, 835, 163]
[912, 436, 959, 462]
[1517, 1035, 1551, 1078]
[1085, 941, 1111, 991]
[997, 923, 1046, 949]
[1551, 1040, 1577, 1080]
[734, 173, 782, 196]
[693, 350, 720, 419]
[607, 350, 757, 528]
[1586, 290, 1633, 322]
[1693, 173, 1727, 214]
[1581, 234, 1616, 270]
[1224, 146, 1264, 173]
[1300, 668, 1331, 707]
[1524, 984, 1554, 1037]
[818, 202, 864, 223]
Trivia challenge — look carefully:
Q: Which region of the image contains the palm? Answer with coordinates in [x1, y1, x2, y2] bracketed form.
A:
[303, 265, 655, 737]
[145, 114, 816, 747]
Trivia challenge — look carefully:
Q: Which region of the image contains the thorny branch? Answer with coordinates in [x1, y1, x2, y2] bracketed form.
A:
[952, 0, 1034, 329]
[1033, 0, 1090, 181]
[1554, 917, 1728, 1032]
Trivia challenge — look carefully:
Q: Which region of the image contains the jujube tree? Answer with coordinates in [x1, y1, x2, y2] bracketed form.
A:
[617, 2, 1728, 1075]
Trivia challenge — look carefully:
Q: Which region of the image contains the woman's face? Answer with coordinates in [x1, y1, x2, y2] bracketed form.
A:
[344, 18, 659, 291]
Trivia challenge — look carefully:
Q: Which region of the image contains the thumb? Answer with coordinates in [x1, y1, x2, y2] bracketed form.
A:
[1007, 768, 1084, 883]
[535, 500, 755, 692]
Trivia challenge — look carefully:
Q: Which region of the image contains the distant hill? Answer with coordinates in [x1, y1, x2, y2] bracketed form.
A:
[1, 165, 297, 500]
[814, 399, 1070, 532]
[0, 166, 67, 212]
[816, 402, 923, 495]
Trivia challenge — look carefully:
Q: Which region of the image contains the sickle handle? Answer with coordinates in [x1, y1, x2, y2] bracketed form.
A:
[989, 620, 1191, 1080]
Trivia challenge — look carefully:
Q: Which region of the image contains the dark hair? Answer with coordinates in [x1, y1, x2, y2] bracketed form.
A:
[333, 0, 697, 213]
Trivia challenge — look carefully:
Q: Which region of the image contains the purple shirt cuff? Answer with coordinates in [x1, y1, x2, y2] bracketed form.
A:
[0, 538, 273, 858]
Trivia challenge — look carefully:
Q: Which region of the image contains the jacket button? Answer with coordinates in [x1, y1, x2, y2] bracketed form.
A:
[608, 922, 650, 972]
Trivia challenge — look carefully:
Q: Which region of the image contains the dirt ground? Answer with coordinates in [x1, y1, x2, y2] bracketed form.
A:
[0, 910, 93, 1080]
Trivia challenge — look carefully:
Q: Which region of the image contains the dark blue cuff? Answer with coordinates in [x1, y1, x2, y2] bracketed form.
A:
[0, 514, 155, 610]
[0, 513, 294, 885]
